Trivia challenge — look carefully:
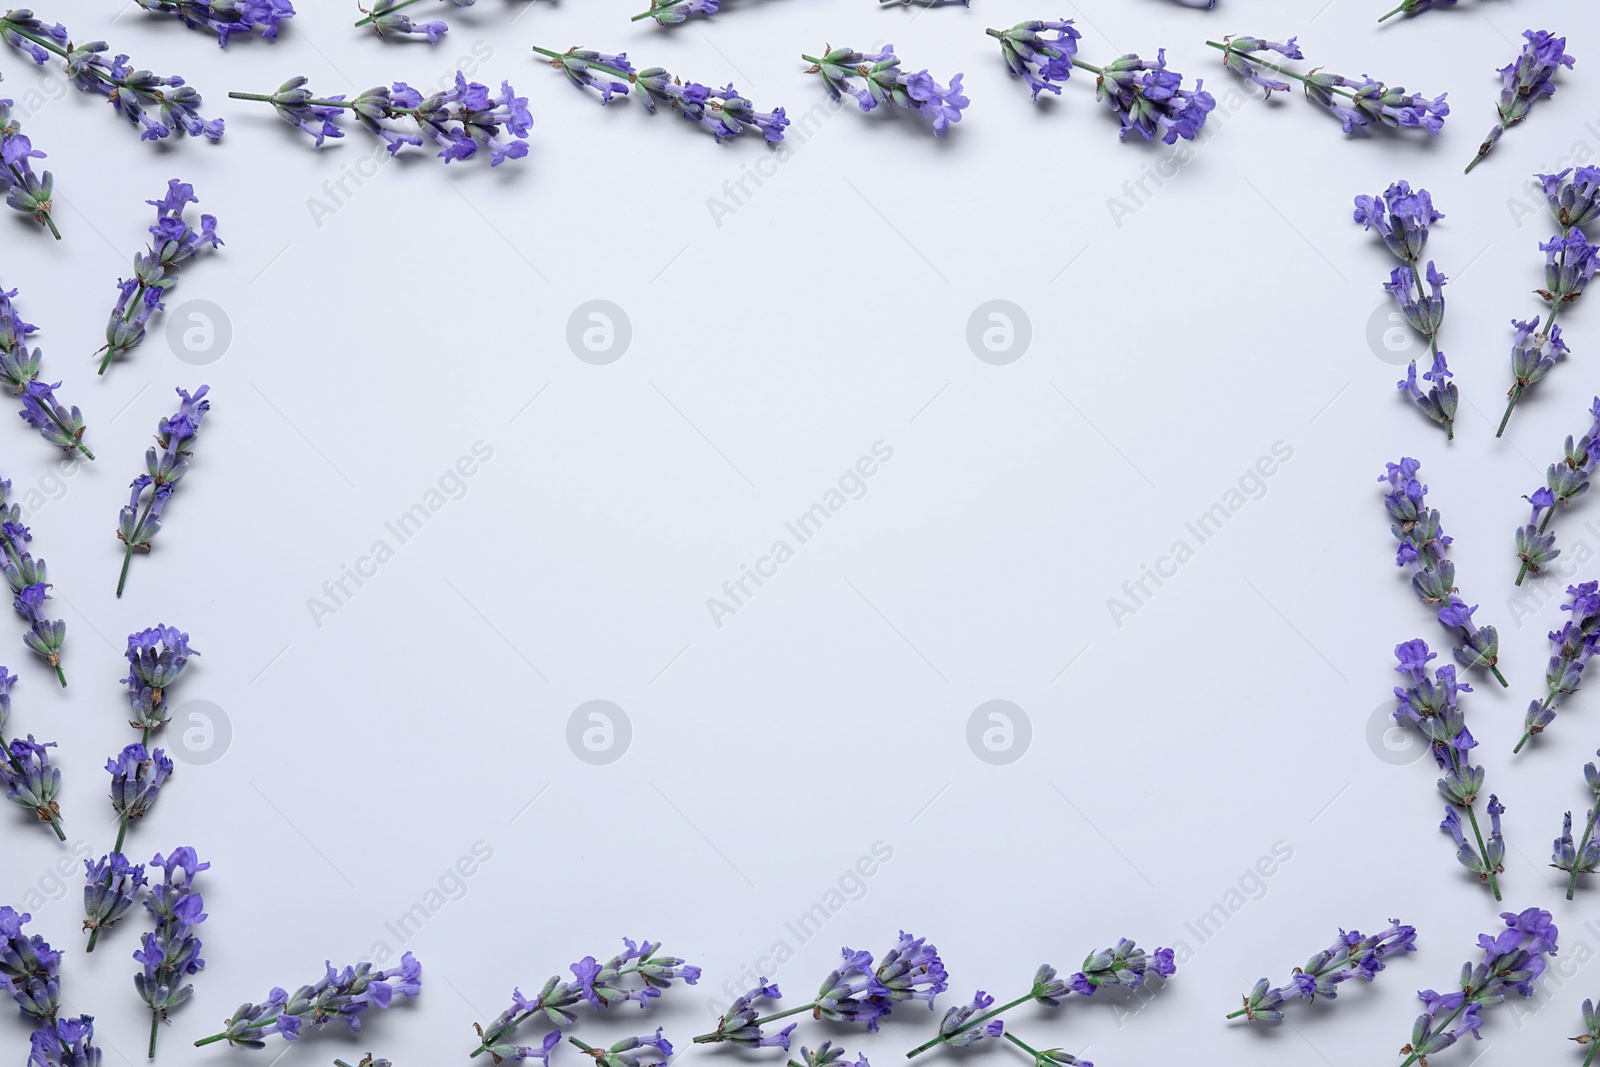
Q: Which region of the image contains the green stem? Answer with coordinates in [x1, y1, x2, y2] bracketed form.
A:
[694, 1002, 817, 1044]
[1204, 41, 1358, 98]
[1460, 801, 1502, 901]
[116, 545, 135, 598]
[1584, 1038, 1599, 1067]
[193, 1033, 233, 1048]
[1399, 999, 1470, 1067]
[534, 46, 638, 86]
[1489, 663, 1508, 689]
[1070, 58, 1104, 77]
[906, 993, 1034, 1058]
[228, 91, 354, 109]
[1377, 3, 1408, 21]
[1569, 803, 1600, 900]
[569, 1038, 600, 1053]
[1000, 1034, 1045, 1063]
[354, 0, 429, 27]
[148, 1010, 160, 1060]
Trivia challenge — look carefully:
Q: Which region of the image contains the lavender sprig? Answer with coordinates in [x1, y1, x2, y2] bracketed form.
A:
[791, 1042, 869, 1067]
[569, 1031, 673, 1067]
[1466, 31, 1575, 174]
[83, 743, 172, 953]
[905, 940, 1175, 1058]
[1381, 459, 1506, 686]
[136, 848, 208, 1058]
[1516, 582, 1600, 753]
[134, 0, 294, 46]
[353, 0, 465, 41]
[0, 78, 56, 238]
[803, 45, 970, 137]
[117, 387, 210, 597]
[696, 932, 945, 1048]
[0, 670, 64, 839]
[2, 283, 92, 459]
[29, 1015, 102, 1067]
[1227, 920, 1416, 1021]
[1497, 169, 1599, 437]
[631, 0, 719, 25]
[0, 480, 67, 685]
[123, 625, 199, 740]
[230, 73, 531, 163]
[82, 853, 147, 953]
[194, 953, 421, 1049]
[1394, 639, 1505, 899]
[100, 181, 222, 375]
[1553, 753, 1600, 900]
[1399, 909, 1557, 1067]
[988, 21, 1081, 102]
[1353, 182, 1455, 438]
[0, 10, 223, 141]
[1208, 36, 1448, 135]
[535, 47, 787, 143]
[1, 904, 60, 1024]
[1515, 402, 1600, 584]
[474, 939, 699, 1060]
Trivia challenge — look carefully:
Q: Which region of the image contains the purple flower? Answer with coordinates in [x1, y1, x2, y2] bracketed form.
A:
[107, 743, 174, 823]
[805, 45, 968, 136]
[935, 992, 1005, 1049]
[631, 0, 720, 26]
[568, 1030, 674, 1067]
[1353, 181, 1442, 263]
[356, 0, 467, 40]
[134, 0, 294, 46]
[1554, 750, 1600, 899]
[199, 952, 421, 1049]
[1539, 231, 1600, 304]
[82, 853, 147, 947]
[28, 1014, 102, 1067]
[1467, 31, 1575, 173]
[691, 980, 795, 1050]
[1213, 35, 1303, 94]
[1406, 910, 1557, 1060]
[0, 13, 222, 141]
[1394, 639, 1505, 899]
[1359, 210, 1457, 441]
[1231, 920, 1416, 1022]
[0, 481, 68, 685]
[117, 387, 211, 597]
[0, 905, 61, 1023]
[989, 21, 1082, 101]
[135, 849, 209, 1055]
[1540, 166, 1600, 231]
[1516, 402, 1600, 589]
[1518, 580, 1600, 752]
[100, 182, 221, 375]
[0, 80, 57, 237]
[1090, 50, 1214, 143]
[123, 625, 199, 736]
[1213, 36, 1446, 136]
[235, 72, 532, 163]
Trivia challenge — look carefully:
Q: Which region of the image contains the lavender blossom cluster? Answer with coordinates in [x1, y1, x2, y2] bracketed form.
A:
[0, 76, 55, 238]
[194, 953, 421, 1049]
[1229, 920, 1416, 1021]
[117, 388, 211, 597]
[134, 0, 294, 46]
[1, 282, 92, 459]
[0, 667, 63, 839]
[0, 479, 67, 685]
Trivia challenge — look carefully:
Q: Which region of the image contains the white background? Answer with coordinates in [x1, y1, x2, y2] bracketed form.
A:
[2, 0, 1599, 1064]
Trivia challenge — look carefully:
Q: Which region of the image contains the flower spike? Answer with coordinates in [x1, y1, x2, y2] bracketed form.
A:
[1466, 30, 1575, 174]
[1227, 920, 1416, 1021]
[804, 45, 969, 137]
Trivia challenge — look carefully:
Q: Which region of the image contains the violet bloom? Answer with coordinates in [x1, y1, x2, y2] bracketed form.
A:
[1517, 581, 1600, 753]
[0, 12, 222, 141]
[1208, 35, 1447, 135]
[82, 853, 147, 951]
[1466, 31, 1575, 174]
[1228, 920, 1416, 1021]
[1, 283, 92, 458]
[106, 743, 174, 842]
[101, 181, 222, 375]
[0, 482, 67, 685]
[136, 848, 208, 1058]
[1354, 182, 1455, 438]
[803, 45, 969, 136]
[1393, 639, 1505, 899]
[1541, 166, 1600, 231]
[534, 47, 787, 143]
[29, 1015, 102, 1067]
[0, 78, 55, 238]
[117, 387, 210, 597]
[1399, 910, 1557, 1067]
[0, 905, 60, 1023]
[473, 939, 698, 1060]
[1049, 47, 1214, 143]
[194, 953, 422, 1049]
[0, 669, 63, 840]
[631, 0, 719, 26]
[123, 625, 199, 743]
[1515, 402, 1600, 586]
[134, 0, 294, 46]
[567, 1031, 673, 1067]
[691, 981, 795, 1052]
[988, 21, 1081, 101]
[230, 72, 531, 163]
[789, 1042, 868, 1067]
[906, 941, 1173, 1058]
[353, 0, 470, 41]
[1380, 459, 1504, 685]
[1553, 752, 1600, 899]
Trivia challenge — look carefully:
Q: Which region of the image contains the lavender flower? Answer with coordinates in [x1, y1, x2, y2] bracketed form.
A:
[123, 626, 199, 741]
[1228, 920, 1416, 1021]
[0, 669, 64, 840]
[988, 21, 1081, 101]
[534, 47, 787, 143]
[474, 939, 698, 1060]
[1380, 459, 1505, 685]
[0, 78, 55, 238]
[1466, 31, 1575, 173]
[789, 1042, 867, 1067]
[1208, 35, 1448, 135]
[29, 1015, 102, 1067]
[82, 854, 147, 952]
[1354, 182, 1455, 438]
[1515, 402, 1600, 585]
[1399, 909, 1558, 1067]
[353, 0, 465, 41]
[1515, 582, 1600, 753]
[906, 941, 1174, 1058]
[1393, 639, 1505, 899]
[136, 848, 208, 1058]
[803, 45, 969, 136]
[1498, 316, 1571, 436]
[2, 284, 92, 458]
[0, 11, 223, 141]
[134, 0, 294, 46]
[691, 981, 795, 1051]
[231, 72, 531, 163]
[1541, 166, 1600, 231]
[568, 1031, 673, 1067]
[631, 0, 720, 25]
[194, 953, 422, 1049]
[100, 182, 221, 375]
[1, 905, 60, 1024]
[1554, 753, 1600, 899]
[0, 480, 68, 685]
[117, 387, 210, 597]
